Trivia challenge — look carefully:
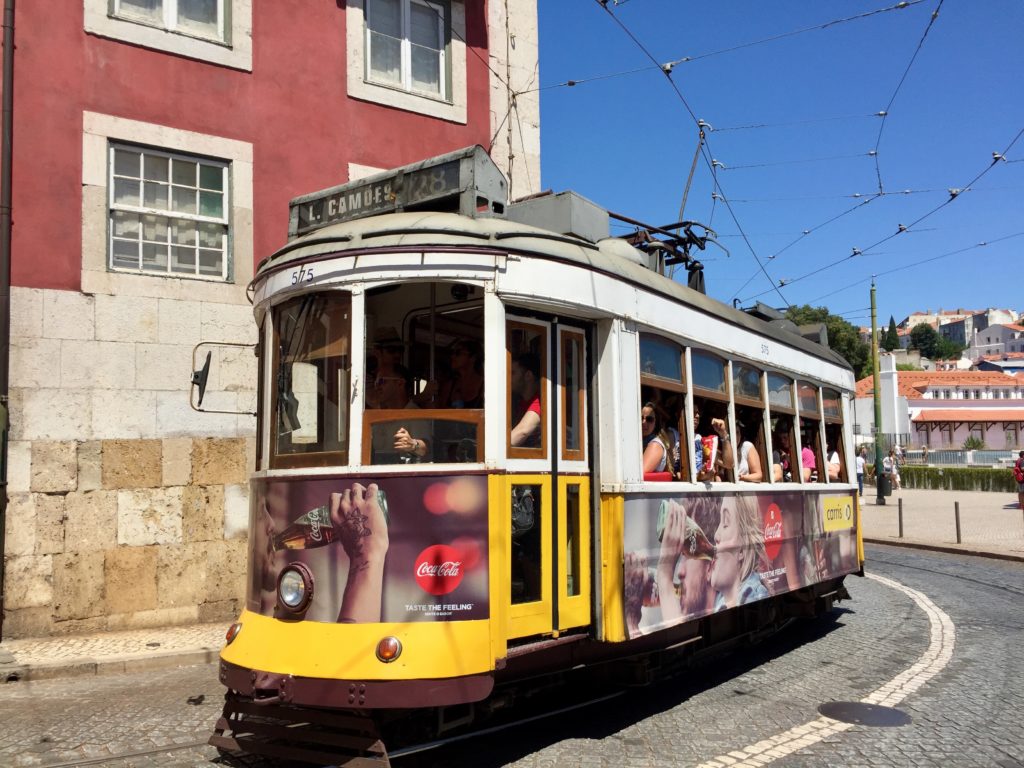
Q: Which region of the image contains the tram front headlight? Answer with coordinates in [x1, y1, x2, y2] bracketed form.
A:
[277, 563, 313, 613]
[376, 636, 402, 663]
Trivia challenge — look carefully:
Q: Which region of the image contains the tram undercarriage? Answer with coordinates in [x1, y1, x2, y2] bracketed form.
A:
[209, 578, 850, 766]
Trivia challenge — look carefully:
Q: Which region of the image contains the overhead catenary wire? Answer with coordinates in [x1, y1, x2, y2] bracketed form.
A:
[872, 0, 945, 194]
[594, 0, 789, 306]
[805, 230, 1024, 305]
[528, 1, 924, 95]
[708, 113, 886, 133]
[717, 151, 876, 171]
[739, 125, 1024, 303]
[729, 195, 881, 299]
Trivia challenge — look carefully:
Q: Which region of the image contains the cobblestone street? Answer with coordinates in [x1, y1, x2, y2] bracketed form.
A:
[0, 544, 1021, 767]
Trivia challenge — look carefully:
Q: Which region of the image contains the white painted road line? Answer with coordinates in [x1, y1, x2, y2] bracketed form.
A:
[694, 573, 957, 768]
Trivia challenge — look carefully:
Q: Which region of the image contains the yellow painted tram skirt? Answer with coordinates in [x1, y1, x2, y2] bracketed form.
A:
[221, 610, 494, 680]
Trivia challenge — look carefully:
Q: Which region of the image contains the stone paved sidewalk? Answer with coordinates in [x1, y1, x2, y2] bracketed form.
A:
[0, 621, 225, 682]
[859, 486, 1024, 559]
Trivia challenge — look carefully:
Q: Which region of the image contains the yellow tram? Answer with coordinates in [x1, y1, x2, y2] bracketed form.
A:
[203, 146, 863, 764]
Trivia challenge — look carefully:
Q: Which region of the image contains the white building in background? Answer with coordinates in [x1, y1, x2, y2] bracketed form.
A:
[967, 322, 1024, 360]
[854, 354, 1024, 449]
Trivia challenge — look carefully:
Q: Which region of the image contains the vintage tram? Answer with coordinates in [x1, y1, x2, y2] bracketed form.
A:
[201, 146, 862, 764]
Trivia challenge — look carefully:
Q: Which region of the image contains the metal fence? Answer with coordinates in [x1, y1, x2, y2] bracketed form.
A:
[899, 449, 1017, 467]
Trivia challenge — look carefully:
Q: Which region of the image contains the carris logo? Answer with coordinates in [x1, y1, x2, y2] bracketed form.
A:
[414, 544, 465, 595]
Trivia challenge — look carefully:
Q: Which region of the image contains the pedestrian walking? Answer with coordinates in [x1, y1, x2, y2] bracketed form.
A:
[1014, 450, 1024, 511]
[856, 446, 867, 497]
[921, 444, 929, 465]
[884, 448, 901, 491]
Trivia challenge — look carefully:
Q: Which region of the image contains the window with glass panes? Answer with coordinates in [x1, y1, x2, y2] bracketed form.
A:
[113, 0, 226, 42]
[366, 0, 447, 99]
[109, 145, 229, 280]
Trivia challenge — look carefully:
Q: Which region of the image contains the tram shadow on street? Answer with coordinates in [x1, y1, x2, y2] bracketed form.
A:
[394, 609, 853, 768]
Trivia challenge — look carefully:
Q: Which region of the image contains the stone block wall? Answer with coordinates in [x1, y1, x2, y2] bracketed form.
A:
[3, 286, 258, 639]
[3, 437, 254, 638]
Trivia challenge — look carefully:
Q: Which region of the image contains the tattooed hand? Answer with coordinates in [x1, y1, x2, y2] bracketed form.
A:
[331, 483, 389, 568]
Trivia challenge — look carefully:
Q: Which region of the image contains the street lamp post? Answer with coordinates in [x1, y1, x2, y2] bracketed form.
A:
[871, 280, 885, 506]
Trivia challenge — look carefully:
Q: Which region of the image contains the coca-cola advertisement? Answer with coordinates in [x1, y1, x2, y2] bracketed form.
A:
[248, 474, 489, 623]
[622, 490, 857, 639]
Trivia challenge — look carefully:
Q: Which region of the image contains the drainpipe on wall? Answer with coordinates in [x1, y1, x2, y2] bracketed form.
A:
[0, 0, 15, 641]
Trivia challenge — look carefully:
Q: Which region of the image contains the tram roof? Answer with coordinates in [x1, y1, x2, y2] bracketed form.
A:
[256, 210, 853, 374]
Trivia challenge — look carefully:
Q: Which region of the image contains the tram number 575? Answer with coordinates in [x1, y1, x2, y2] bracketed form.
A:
[291, 266, 314, 284]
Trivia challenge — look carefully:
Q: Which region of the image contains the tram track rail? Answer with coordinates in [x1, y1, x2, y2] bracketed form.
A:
[28, 690, 626, 768]
[866, 549, 1024, 599]
[33, 738, 212, 768]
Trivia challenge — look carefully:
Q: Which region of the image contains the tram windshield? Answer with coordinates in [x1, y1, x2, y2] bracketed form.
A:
[271, 292, 351, 468]
[364, 281, 484, 464]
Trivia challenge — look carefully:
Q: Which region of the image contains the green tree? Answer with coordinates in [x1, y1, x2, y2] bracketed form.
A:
[784, 304, 871, 378]
[909, 323, 941, 357]
[908, 324, 966, 360]
[896, 363, 923, 371]
[882, 315, 900, 351]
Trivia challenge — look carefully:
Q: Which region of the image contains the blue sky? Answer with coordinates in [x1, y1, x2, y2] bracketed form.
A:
[535, 1, 1023, 330]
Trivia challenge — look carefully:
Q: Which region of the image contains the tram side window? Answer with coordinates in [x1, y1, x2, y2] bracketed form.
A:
[271, 292, 350, 468]
[364, 281, 484, 464]
[639, 333, 687, 481]
[691, 350, 734, 482]
[767, 373, 797, 483]
[798, 381, 823, 482]
[823, 388, 846, 482]
[733, 362, 766, 483]
[508, 321, 547, 457]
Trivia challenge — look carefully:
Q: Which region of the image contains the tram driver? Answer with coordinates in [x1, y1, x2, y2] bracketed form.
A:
[367, 364, 430, 462]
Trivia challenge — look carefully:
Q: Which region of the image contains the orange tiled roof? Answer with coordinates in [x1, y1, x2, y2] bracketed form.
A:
[1002, 323, 1024, 332]
[978, 352, 1024, 361]
[912, 408, 1024, 423]
[855, 370, 1018, 398]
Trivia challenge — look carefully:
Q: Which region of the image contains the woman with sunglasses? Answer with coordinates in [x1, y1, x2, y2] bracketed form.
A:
[641, 402, 673, 475]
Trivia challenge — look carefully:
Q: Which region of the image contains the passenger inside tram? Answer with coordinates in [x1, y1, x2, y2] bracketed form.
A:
[693, 398, 734, 482]
[414, 338, 484, 408]
[640, 386, 683, 478]
[641, 402, 673, 477]
[800, 424, 820, 482]
[510, 352, 542, 447]
[825, 425, 843, 481]
[734, 412, 764, 483]
[366, 327, 405, 406]
[771, 418, 798, 482]
[366, 364, 430, 463]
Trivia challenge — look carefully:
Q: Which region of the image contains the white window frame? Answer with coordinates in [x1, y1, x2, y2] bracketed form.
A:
[84, 0, 252, 71]
[366, 0, 447, 100]
[82, 112, 254, 305]
[346, 0, 467, 123]
[111, 0, 227, 43]
[108, 143, 231, 282]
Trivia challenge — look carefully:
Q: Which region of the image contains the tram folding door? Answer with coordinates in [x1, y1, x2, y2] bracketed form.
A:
[505, 318, 592, 641]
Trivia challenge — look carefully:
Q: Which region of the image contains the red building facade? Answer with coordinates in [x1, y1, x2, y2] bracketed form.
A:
[0, 0, 539, 638]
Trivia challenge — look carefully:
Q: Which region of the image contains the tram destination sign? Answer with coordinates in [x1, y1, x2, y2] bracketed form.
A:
[288, 145, 507, 238]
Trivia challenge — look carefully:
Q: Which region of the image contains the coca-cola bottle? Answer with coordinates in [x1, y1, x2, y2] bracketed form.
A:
[271, 505, 336, 551]
[270, 489, 389, 551]
[683, 515, 716, 560]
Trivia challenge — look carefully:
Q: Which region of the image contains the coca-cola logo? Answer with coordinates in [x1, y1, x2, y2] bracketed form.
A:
[763, 503, 784, 561]
[308, 509, 323, 542]
[414, 544, 464, 595]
